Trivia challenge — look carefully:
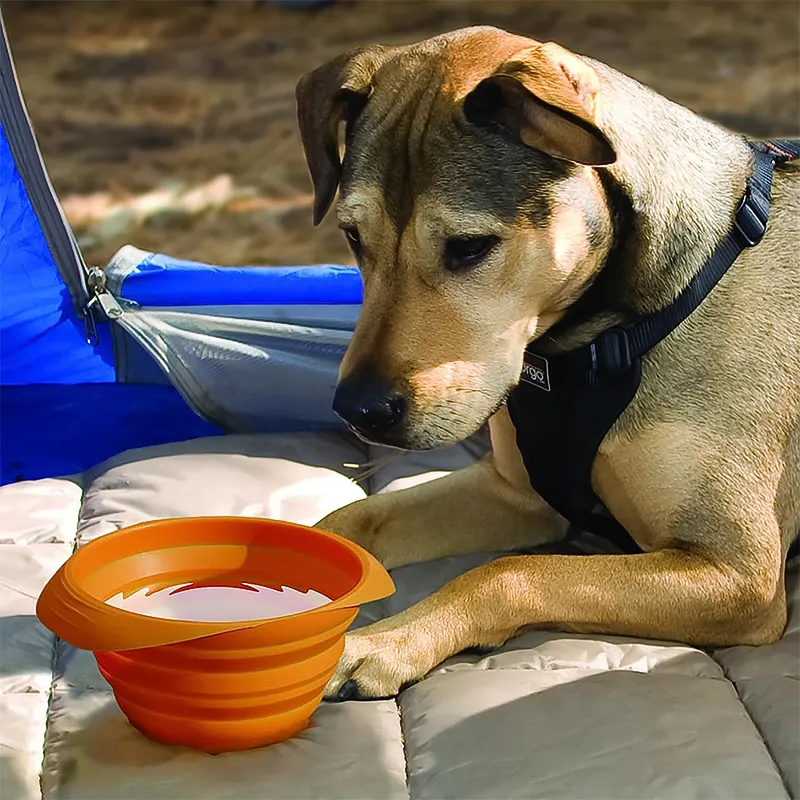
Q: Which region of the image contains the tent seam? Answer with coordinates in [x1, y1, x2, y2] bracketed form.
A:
[37, 637, 59, 800]
[38, 485, 84, 800]
[396, 699, 412, 800]
[712, 653, 792, 798]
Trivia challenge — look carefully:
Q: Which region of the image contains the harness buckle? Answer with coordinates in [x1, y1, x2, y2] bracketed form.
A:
[588, 327, 632, 381]
[734, 181, 769, 247]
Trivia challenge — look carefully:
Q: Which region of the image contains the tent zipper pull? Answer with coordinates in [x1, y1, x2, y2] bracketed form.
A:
[83, 302, 99, 346]
[83, 268, 124, 345]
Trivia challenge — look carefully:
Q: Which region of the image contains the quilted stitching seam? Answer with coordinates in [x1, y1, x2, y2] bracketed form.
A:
[38, 489, 83, 800]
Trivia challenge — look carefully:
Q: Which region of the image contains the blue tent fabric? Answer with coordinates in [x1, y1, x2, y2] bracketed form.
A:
[119, 252, 362, 307]
[0, 124, 115, 385]
[0, 384, 221, 484]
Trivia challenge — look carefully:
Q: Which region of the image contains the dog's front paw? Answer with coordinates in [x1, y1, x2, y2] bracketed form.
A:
[324, 625, 432, 701]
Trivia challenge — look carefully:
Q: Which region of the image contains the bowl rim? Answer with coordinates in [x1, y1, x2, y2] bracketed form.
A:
[36, 516, 395, 651]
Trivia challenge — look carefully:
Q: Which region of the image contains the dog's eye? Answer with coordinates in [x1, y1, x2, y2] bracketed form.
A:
[342, 226, 362, 258]
[444, 235, 499, 273]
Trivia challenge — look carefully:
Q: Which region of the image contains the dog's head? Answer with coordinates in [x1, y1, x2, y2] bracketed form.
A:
[297, 26, 617, 449]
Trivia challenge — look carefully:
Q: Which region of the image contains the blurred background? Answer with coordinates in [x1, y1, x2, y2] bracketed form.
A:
[4, 0, 799, 269]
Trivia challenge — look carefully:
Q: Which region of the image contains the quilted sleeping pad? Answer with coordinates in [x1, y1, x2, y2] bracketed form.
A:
[1, 431, 798, 800]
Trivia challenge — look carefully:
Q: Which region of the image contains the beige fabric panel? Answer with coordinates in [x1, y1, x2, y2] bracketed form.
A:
[712, 560, 800, 797]
[367, 427, 490, 494]
[77, 432, 369, 543]
[0, 479, 83, 800]
[1, 694, 52, 800]
[401, 667, 789, 799]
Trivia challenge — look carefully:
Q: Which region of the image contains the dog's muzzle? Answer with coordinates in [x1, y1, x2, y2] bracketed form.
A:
[332, 373, 407, 441]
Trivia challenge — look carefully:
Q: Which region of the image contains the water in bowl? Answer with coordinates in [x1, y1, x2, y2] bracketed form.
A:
[106, 582, 331, 623]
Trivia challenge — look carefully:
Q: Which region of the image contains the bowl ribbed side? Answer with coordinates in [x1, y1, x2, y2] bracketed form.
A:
[117, 691, 326, 753]
[95, 625, 347, 752]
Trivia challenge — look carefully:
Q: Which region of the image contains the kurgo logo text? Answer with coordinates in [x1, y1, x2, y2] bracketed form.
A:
[520, 353, 551, 392]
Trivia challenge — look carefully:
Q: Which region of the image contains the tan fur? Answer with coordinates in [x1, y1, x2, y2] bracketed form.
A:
[295, 26, 800, 699]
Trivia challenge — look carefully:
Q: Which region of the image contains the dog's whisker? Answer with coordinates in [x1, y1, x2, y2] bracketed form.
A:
[348, 449, 408, 483]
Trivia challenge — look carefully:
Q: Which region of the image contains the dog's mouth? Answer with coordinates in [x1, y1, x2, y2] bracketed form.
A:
[339, 385, 514, 452]
[341, 422, 403, 449]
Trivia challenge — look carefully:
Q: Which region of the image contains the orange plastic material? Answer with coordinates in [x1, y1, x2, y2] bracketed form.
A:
[36, 516, 394, 753]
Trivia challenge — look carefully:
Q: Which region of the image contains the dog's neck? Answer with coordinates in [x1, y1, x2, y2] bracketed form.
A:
[549, 60, 754, 348]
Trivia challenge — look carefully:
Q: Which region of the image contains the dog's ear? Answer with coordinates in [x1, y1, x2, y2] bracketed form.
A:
[296, 46, 388, 225]
[464, 42, 616, 166]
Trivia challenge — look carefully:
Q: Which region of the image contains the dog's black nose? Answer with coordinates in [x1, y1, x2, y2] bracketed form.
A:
[332, 374, 406, 438]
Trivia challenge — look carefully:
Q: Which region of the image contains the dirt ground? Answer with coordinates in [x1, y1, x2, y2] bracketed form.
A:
[5, 0, 799, 268]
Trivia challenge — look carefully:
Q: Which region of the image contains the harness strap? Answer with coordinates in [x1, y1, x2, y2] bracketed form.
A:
[763, 139, 800, 161]
[585, 140, 799, 379]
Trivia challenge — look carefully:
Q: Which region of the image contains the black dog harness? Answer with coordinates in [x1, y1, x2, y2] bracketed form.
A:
[506, 139, 800, 555]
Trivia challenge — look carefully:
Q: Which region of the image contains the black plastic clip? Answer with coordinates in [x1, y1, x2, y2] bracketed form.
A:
[734, 182, 769, 247]
[588, 327, 632, 382]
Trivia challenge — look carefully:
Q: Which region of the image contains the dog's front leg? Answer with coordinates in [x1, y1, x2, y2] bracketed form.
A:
[326, 543, 786, 700]
[317, 453, 567, 570]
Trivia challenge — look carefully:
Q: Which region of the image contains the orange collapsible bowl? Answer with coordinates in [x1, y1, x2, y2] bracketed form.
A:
[36, 517, 394, 753]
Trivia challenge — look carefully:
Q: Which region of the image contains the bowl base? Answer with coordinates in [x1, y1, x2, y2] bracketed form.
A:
[127, 713, 313, 754]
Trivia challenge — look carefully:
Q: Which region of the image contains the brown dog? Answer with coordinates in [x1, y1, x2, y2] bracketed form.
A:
[295, 26, 800, 700]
